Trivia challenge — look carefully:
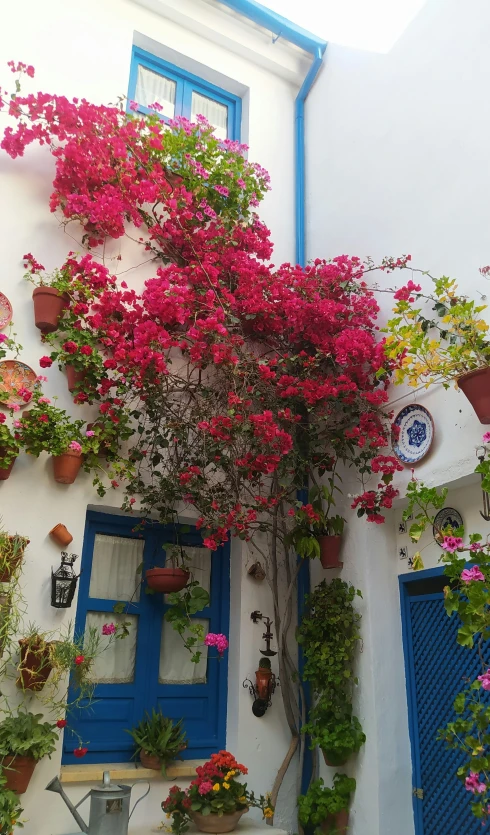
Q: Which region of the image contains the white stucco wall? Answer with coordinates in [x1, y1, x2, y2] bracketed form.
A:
[0, 1, 304, 832]
[306, 1, 490, 833]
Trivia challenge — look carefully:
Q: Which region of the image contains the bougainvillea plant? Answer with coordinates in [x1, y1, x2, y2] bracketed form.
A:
[402, 442, 490, 823]
[0, 60, 409, 814]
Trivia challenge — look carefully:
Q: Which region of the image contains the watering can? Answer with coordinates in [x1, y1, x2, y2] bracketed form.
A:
[46, 771, 150, 835]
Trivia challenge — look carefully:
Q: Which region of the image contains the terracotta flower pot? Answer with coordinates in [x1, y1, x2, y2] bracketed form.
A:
[321, 748, 348, 768]
[191, 809, 248, 834]
[255, 667, 272, 701]
[0, 537, 28, 582]
[457, 367, 490, 423]
[140, 750, 162, 770]
[145, 568, 189, 593]
[16, 638, 54, 691]
[32, 287, 69, 332]
[0, 447, 17, 480]
[319, 535, 343, 569]
[321, 810, 349, 835]
[52, 450, 83, 484]
[1, 755, 36, 794]
[86, 423, 111, 457]
[65, 365, 87, 393]
[49, 523, 73, 547]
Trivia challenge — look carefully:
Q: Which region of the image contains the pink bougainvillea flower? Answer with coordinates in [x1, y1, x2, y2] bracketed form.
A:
[465, 772, 486, 794]
[461, 566, 485, 583]
[441, 536, 464, 553]
[102, 623, 116, 635]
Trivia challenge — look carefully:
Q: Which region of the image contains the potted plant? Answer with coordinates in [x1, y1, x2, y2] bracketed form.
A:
[385, 273, 490, 423]
[42, 326, 105, 401]
[15, 386, 88, 484]
[0, 533, 29, 583]
[255, 657, 273, 701]
[0, 771, 24, 831]
[162, 750, 273, 834]
[146, 544, 190, 593]
[126, 710, 187, 775]
[0, 710, 58, 794]
[23, 255, 72, 333]
[16, 631, 56, 692]
[0, 423, 19, 481]
[305, 712, 366, 767]
[288, 481, 346, 569]
[298, 774, 356, 835]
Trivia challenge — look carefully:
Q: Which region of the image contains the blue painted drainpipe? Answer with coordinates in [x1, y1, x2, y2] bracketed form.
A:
[216, 0, 327, 800]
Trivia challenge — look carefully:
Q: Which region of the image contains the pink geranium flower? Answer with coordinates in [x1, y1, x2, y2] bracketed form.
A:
[441, 536, 464, 553]
[461, 566, 485, 583]
[69, 441, 82, 452]
[465, 772, 486, 794]
[102, 622, 116, 635]
[478, 669, 490, 691]
[483, 432, 490, 444]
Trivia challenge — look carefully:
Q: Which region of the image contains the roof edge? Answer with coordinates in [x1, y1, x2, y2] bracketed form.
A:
[215, 0, 327, 54]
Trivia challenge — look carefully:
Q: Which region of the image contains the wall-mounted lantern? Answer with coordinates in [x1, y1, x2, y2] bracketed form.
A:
[51, 553, 80, 609]
[243, 611, 278, 717]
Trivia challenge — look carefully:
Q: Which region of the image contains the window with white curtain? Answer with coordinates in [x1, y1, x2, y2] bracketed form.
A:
[129, 47, 241, 142]
[62, 511, 230, 766]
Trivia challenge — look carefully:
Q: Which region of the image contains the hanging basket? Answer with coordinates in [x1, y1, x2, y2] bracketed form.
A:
[0, 447, 17, 480]
[16, 638, 55, 692]
[319, 535, 343, 569]
[52, 450, 83, 484]
[1, 755, 37, 794]
[190, 809, 248, 834]
[32, 287, 69, 332]
[457, 366, 490, 423]
[145, 568, 189, 593]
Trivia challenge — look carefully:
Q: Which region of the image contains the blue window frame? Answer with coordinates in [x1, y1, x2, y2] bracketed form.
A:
[128, 47, 242, 141]
[62, 511, 230, 765]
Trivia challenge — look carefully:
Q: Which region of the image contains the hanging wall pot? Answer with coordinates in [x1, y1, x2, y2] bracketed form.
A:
[65, 365, 87, 393]
[52, 450, 83, 484]
[32, 287, 69, 332]
[145, 568, 189, 593]
[17, 637, 54, 692]
[0, 536, 29, 583]
[457, 367, 490, 424]
[49, 524, 73, 547]
[319, 535, 343, 569]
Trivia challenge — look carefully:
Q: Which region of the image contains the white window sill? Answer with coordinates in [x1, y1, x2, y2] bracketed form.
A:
[60, 759, 203, 784]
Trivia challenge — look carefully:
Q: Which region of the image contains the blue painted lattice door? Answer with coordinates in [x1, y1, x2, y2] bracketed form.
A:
[402, 575, 486, 835]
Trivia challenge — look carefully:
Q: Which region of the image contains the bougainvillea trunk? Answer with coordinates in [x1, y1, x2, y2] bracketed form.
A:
[319, 535, 343, 569]
[32, 287, 68, 332]
[457, 367, 490, 423]
[52, 450, 83, 484]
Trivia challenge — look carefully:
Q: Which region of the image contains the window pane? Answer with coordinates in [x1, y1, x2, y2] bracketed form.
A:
[85, 612, 138, 683]
[89, 534, 143, 602]
[135, 65, 176, 117]
[191, 92, 228, 140]
[159, 618, 209, 684]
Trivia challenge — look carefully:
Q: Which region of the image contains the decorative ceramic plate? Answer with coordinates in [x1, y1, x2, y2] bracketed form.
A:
[0, 293, 12, 331]
[433, 507, 464, 547]
[0, 361, 37, 407]
[393, 404, 434, 465]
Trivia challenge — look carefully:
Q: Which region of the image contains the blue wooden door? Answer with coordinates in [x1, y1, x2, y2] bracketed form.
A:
[401, 572, 485, 835]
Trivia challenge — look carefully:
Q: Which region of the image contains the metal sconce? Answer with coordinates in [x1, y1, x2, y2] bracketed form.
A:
[51, 553, 80, 609]
[477, 447, 490, 521]
[242, 611, 278, 717]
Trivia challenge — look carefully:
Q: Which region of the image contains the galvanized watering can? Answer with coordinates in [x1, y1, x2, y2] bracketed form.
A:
[46, 770, 150, 835]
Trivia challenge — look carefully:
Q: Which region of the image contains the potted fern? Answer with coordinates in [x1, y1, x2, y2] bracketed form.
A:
[127, 710, 187, 775]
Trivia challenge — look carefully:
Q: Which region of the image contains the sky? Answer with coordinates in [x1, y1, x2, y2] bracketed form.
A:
[262, 0, 429, 53]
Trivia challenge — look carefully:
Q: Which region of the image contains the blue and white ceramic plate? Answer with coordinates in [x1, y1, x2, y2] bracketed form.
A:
[433, 507, 464, 547]
[393, 404, 434, 465]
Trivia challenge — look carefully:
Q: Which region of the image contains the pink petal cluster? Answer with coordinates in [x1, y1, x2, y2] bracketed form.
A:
[441, 536, 464, 553]
[478, 669, 490, 691]
[461, 566, 485, 583]
[102, 622, 116, 635]
[204, 633, 229, 655]
[198, 781, 213, 795]
[69, 441, 82, 452]
[465, 772, 486, 794]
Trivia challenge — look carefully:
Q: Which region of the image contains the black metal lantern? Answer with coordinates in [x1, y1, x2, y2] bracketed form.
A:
[51, 553, 80, 609]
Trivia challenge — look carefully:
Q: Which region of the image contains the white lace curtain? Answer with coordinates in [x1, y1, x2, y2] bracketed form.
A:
[135, 65, 176, 117]
[85, 612, 138, 683]
[191, 92, 228, 140]
[89, 534, 144, 602]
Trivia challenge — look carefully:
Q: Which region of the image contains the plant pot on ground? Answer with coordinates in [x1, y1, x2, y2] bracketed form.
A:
[126, 710, 187, 776]
[52, 450, 83, 484]
[0, 711, 58, 794]
[190, 809, 248, 834]
[16, 635, 55, 692]
[32, 287, 69, 332]
[0, 533, 29, 583]
[298, 775, 355, 835]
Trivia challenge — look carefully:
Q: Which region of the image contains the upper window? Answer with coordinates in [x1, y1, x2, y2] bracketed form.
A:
[62, 511, 230, 764]
[128, 47, 242, 141]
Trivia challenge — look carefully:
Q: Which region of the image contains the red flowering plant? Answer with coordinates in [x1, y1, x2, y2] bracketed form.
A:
[162, 751, 273, 835]
[0, 61, 409, 810]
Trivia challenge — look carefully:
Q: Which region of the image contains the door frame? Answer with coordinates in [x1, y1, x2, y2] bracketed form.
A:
[399, 566, 446, 835]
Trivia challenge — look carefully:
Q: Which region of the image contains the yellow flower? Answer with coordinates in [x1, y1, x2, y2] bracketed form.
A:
[223, 782, 230, 789]
[225, 770, 236, 779]
[264, 808, 274, 818]
[166, 813, 172, 819]
[238, 796, 247, 804]
[213, 784, 220, 792]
